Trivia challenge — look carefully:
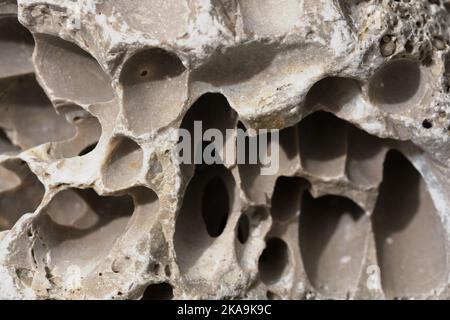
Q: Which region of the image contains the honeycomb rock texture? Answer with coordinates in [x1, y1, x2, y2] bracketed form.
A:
[1, 0, 450, 300]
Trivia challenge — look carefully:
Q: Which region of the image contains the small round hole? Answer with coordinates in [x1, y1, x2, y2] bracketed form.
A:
[164, 265, 171, 277]
[368, 59, 422, 110]
[422, 119, 433, 129]
[140, 70, 148, 77]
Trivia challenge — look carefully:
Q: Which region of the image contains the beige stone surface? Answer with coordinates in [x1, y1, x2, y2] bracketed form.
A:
[0, 0, 450, 299]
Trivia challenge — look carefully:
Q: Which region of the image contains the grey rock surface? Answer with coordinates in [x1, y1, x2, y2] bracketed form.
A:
[0, 0, 450, 299]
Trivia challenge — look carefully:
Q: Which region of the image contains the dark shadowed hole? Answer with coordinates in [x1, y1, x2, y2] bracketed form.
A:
[174, 164, 235, 274]
[271, 176, 305, 221]
[345, 125, 385, 187]
[0, 161, 44, 231]
[179, 93, 238, 170]
[250, 206, 269, 223]
[201, 176, 230, 237]
[0, 128, 10, 143]
[305, 77, 361, 112]
[405, 41, 413, 53]
[422, 119, 433, 129]
[278, 124, 300, 164]
[297, 111, 348, 177]
[258, 238, 289, 285]
[78, 142, 98, 156]
[33, 188, 134, 278]
[237, 213, 250, 244]
[142, 283, 174, 300]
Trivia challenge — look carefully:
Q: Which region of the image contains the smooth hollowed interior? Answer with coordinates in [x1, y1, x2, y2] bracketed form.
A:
[258, 237, 290, 285]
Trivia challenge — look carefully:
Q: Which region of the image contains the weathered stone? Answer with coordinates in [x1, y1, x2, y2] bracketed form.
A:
[0, 0, 450, 300]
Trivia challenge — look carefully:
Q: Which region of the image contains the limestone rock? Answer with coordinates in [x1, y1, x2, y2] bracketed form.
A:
[0, 0, 450, 299]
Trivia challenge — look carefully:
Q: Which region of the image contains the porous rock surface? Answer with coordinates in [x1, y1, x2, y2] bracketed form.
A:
[1, 0, 450, 300]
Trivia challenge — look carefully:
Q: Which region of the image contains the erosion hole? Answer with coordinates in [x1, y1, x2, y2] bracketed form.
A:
[422, 119, 433, 129]
[174, 165, 236, 276]
[258, 237, 289, 285]
[35, 188, 134, 277]
[299, 192, 368, 295]
[368, 59, 422, 111]
[78, 142, 98, 156]
[0, 161, 44, 232]
[237, 213, 250, 244]
[201, 176, 230, 237]
[142, 283, 174, 300]
[179, 93, 238, 173]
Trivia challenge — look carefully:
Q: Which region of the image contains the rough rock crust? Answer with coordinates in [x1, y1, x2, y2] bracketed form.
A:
[0, 0, 450, 300]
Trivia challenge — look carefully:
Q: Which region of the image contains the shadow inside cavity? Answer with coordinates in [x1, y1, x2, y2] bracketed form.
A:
[372, 150, 447, 298]
[299, 192, 367, 295]
[305, 77, 361, 112]
[258, 237, 289, 285]
[34, 189, 134, 275]
[193, 42, 277, 86]
[141, 282, 174, 300]
[174, 164, 235, 275]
